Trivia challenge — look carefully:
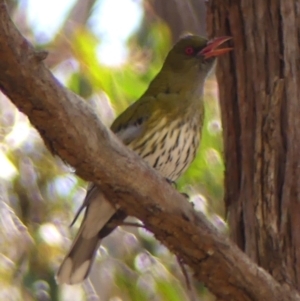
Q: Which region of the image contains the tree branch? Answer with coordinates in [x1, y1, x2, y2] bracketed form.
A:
[0, 1, 298, 301]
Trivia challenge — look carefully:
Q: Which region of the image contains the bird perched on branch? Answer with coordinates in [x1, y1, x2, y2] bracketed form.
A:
[56, 34, 232, 284]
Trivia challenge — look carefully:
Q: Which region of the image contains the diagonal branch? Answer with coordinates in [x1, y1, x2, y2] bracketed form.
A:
[0, 1, 298, 301]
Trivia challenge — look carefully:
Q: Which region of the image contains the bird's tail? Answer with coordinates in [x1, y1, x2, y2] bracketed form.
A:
[56, 187, 117, 285]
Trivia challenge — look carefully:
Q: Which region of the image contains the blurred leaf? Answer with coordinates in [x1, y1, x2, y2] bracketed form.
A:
[2, 2, 223, 300]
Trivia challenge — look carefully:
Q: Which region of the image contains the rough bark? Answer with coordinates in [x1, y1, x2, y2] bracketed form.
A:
[0, 1, 300, 300]
[207, 0, 300, 289]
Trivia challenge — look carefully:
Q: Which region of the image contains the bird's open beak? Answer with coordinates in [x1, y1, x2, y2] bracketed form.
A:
[198, 36, 233, 59]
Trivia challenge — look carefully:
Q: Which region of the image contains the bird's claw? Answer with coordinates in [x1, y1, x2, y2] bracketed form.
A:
[181, 192, 189, 199]
[165, 178, 177, 188]
[166, 178, 189, 199]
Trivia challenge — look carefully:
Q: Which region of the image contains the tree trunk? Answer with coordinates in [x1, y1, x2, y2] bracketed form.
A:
[207, 0, 300, 288]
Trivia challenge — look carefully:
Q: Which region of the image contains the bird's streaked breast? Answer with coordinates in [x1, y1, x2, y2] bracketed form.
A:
[128, 118, 201, 181]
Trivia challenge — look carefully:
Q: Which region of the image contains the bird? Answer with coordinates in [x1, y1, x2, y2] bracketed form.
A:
[56, 34, 232, 284]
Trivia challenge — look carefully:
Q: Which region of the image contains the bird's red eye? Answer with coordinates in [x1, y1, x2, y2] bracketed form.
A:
[185, 46, 195, 56]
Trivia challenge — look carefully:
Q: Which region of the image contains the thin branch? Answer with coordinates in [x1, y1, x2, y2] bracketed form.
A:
[0, 1, 299, 301]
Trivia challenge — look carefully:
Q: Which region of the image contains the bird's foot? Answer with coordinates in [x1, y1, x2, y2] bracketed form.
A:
[165, 178, 177, 188]
[181, 192, 189, 199]
[165, 178, 190, 199]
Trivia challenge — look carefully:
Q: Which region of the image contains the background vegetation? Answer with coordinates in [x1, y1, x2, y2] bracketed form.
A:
[0, 1, 224, 300]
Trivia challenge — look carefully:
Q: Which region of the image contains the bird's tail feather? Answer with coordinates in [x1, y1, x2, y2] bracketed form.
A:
[56, 189, 116, 285]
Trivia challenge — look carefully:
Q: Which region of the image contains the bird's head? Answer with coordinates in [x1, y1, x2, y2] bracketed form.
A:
[164, 34, 232, 79]
[143, 34, 232, 100]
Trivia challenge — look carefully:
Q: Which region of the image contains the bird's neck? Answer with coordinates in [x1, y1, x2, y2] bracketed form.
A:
[143, 70, 206, 123]
[146, 69, 206, 101]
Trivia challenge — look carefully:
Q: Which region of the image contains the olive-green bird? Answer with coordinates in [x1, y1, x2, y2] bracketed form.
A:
[56, 34, 232, 284]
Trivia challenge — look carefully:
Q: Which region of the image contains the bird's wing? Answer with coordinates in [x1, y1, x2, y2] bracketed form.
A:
[110, 96, 154, 145]
[67, 96, 154, 228]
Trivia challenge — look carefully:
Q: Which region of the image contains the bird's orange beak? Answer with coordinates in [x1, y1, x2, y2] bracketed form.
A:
[198, 36, 233, 59]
